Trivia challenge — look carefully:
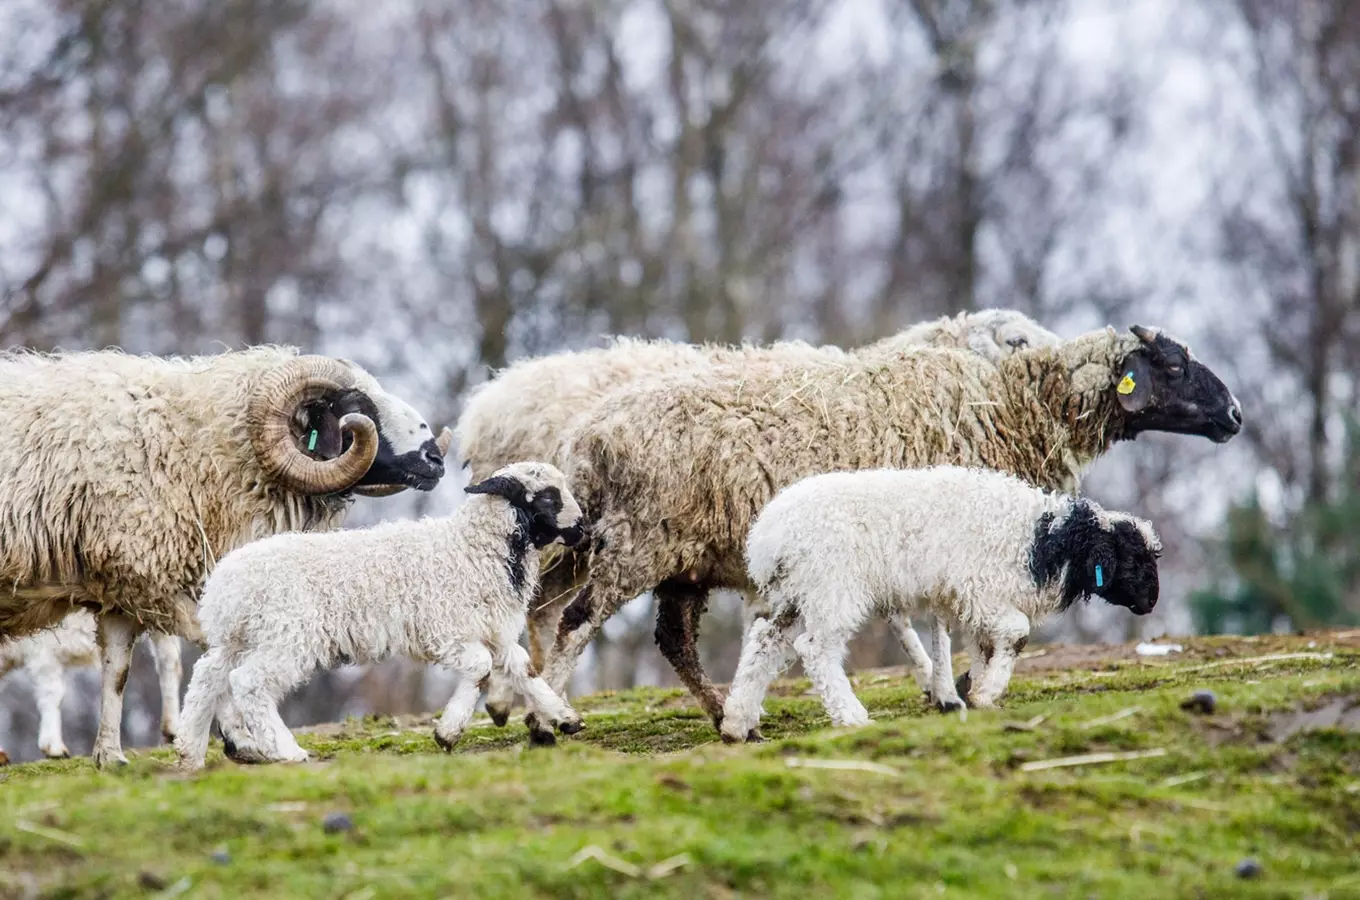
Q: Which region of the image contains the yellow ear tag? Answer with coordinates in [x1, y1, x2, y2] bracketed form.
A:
[1117, 372, 1136, 395]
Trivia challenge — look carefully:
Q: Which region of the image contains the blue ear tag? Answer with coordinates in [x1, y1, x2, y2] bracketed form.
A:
[1095, 565, 1104, 589]
[307, 430, 319, 452]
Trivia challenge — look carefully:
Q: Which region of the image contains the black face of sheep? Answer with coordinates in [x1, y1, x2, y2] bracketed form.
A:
[465, 476, 588, 549]
[1033, 504, 1160, 616]
[1116, 326, 1243, 444]
[317, 389, 446, 494]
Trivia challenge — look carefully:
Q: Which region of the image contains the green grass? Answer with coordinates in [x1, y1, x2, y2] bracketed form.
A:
[2, 632, 1359, 899]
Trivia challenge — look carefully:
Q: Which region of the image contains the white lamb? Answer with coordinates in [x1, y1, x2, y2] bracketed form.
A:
[175, 462, 587, 769]
[720, 466, 1161, 742]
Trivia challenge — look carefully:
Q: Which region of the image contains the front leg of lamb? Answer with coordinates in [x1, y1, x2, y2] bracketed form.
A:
[434, 643, 494, 751]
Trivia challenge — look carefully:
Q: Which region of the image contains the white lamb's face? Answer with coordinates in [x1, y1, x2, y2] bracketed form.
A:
[465, 463, 587, 549]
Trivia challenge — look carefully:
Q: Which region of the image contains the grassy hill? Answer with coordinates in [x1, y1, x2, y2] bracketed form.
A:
[2, 632, 1358, 899]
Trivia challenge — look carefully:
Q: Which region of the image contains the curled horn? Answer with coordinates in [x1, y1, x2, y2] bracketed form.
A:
[247, 356, 379, 495]
[1130, 325, 1159, 344]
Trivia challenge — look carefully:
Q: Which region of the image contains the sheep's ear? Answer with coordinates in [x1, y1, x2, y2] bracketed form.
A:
[465, 475, 526, 502]
[297, 401, 345, 460]
[1114, 351, 1153, 413]
[1090, 532, 1118, 596]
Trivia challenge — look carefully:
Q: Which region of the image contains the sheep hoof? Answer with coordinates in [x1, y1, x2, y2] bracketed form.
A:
[935, 699, 966, 714]
[41, 745, 71, 760]
[555, 718, 584, 736]
[746, 729, 765, 743]
[718, 731, 742, 745]
[527, 726, 558, 747]
[955, 672, 972, 702]
[161, 727, 178, 745]
[93, 751, 129, 769]
[487, 707, 511, 728]
[433, 730, 460, 753]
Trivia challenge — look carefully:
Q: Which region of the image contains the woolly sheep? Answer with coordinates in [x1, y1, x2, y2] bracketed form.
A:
[719, 466, 1161, 741]
[175, 462, 587, 769]
[536, 325, 1240, 741]
[0, 613, 181, 763]
[0, 347, 451, 767]
[460, 309, 1061, 726]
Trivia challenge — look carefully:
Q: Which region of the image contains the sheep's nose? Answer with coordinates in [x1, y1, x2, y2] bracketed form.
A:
[1227, 402, 1243, 429]
[423, 446, 445, 473]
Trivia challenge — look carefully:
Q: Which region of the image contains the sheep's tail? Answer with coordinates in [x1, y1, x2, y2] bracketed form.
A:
[174, 647, 234, 769]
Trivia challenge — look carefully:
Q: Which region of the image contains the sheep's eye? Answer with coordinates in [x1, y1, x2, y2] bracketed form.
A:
[1006, 336, 1027, 347]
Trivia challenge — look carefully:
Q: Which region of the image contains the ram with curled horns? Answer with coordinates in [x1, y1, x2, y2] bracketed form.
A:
[0, 346, 451, 767]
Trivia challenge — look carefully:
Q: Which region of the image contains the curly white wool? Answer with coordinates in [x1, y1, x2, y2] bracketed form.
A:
[0, 613, 182, 763]
[460, 309, 1060, 724]
[175, 462, 586, 769]
[720, 467, 1162, 741]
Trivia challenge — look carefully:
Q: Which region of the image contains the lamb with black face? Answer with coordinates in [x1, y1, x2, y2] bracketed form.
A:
[1029, 500, 1161, 616]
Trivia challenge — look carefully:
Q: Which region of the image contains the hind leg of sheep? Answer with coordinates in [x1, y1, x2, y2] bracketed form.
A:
[149, 632, 182, 744]
[28, 647, 70, 759]
[929, 617, 965, 712]
[434, 643, 494, 751]
[496, 637, 581, 735]
[885, 609, 933, 697]
[793, 623, 869, 728]
[654, 581, 726, 727]
[966, 610, 1030, 708]
[720, 615, 798, 743]
[227, 655, 310, 764]
[485, 562, 578, 728]
[92, 614, 140, 768]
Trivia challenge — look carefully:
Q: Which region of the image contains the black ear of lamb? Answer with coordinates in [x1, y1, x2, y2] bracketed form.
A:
[465, 474, 527, 502]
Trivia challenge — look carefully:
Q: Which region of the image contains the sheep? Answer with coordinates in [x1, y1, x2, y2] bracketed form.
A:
[719, 466, 1161, 741]
[532, 325, 1241, 742]
[174, 461, 587, 769]
[0, 613, 181, 763]
[0, 347, 451, 767]
[460, 309, 1061, 726]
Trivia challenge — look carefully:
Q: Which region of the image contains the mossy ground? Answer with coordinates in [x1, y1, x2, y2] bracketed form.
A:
[2, 631, 1358, 899]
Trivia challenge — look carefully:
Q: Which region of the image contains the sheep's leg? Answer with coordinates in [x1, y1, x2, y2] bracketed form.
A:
[793, 624, 868, 727]
[28, 645, 70, 759]
[956, 633, 987, 704]
[530, 585, 618, 744]
[148, 632, 182, 744]
[434, 642, 494, 751]
[966, 610, 1031, 709]
[175, 647, 236, 770]
[929, 616, 965, 712]
[885, 609, 933, 697]
[495, 636, 581, 735]
[720, 613, 798, 743]
[227, 654, 310, 764]
[213, 691, 271, 764]
[92, 614, 140, 768]
[486, 560, 578, 728]
[654, 580, 726, 727]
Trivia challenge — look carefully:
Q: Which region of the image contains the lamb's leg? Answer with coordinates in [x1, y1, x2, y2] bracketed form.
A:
[495, 636, 581, 735]
[720, 613, 798, 743]
[485, 560, 578, 728]
[966, 610, 1031, 709]
[654, 580, 727, 727]
[929, 616, 965, 712]
[793, 624, 869, 728]
[175, 647, 236, 770]
[29, 645, 70, 759]
[434, 642, 494, 751]
[885, 609, 933, 697]
[92, 614, 140, 768]
[148, 632, 182, 744]
[227, 653, 310, 764]
[956, 632, 987, 704]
